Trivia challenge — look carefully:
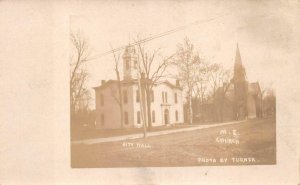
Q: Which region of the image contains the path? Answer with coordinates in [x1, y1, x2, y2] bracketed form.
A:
[72, 119, 247, 145]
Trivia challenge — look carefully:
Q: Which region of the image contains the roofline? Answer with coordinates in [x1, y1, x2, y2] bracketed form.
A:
[93, 79, 138, 90]
[93, 79, 182, 91]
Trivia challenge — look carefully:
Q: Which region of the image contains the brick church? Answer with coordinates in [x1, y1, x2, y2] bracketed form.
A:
[204, 44, 263, 122]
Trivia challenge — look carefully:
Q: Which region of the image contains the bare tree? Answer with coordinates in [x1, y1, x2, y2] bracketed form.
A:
[208, 63, 223, 98]
[173, 37, 201, 124]
[260, 88, 266, 118]
[192, 59, 210, 122]
[70, 31, 92, 122]
[135, 38, 173, 129]
[260, 83, 274, 117]
[218, 69, 232, 122]
[263, 87, 276, 116]
[110, 46, 124, 129]
[208, 63, 231, 122]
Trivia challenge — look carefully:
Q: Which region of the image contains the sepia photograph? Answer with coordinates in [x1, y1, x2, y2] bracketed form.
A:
[1, 0, 299, 184]
[70, 1, 277, 168]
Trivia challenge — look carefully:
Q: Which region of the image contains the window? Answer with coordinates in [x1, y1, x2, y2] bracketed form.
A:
[162, 91, 168, 103]
[123, 90, 128, 104]
[137, 111, 141, 124]
[100, 93, 104, 106]
[152, 110, 155, 123]
[175, 110, 178, 121]
[174, 93, 178, 104]
[136, 90, 140, 102]
[101, 114, 105, 126]
[124, 112, 128, 125]
[165, 92, 168, 103]
[125, 59, 130, 70]
[151, 90, 154, 102]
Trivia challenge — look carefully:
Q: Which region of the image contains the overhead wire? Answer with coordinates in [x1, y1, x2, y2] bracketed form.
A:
[88, 13, 231, 61]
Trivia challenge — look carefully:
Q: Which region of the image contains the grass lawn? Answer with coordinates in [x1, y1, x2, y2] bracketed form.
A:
[71, 117, 276, 167]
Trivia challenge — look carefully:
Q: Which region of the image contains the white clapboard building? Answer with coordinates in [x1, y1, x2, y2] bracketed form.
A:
[93, 46, 184, 129]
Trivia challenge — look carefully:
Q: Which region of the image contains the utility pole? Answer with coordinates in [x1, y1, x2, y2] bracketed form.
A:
[137, 56, 147, 138]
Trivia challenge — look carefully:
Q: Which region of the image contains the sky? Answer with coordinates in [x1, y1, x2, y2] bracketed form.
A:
[70, 0, 299, 107]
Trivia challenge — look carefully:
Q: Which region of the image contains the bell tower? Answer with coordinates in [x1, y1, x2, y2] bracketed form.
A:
[123, 45, 138, 80]
[232, 43, 248, 119]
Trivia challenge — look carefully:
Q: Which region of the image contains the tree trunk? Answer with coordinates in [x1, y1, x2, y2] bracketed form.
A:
[220, 100, 224, 122]
[261, 94, 264, 118]
[197, 96, 201, 122]
[70, 89, 76, 124]
[137, 66, 147, 138]
[146, 90, 152, 129]
[188, 89, 193, 124]
[117, 81, 124, 129]
[116, 70, 124, 129]
[141, 79, 148, 130]
[220, 90, 225, 122]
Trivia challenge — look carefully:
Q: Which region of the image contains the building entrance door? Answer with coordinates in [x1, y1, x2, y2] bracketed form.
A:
[164, 109, 169, 125]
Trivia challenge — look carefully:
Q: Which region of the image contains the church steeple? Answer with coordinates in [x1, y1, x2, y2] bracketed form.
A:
[233, 43, 246, 82]
[235, 43, 242, 67]
[233, 43, 248, 120]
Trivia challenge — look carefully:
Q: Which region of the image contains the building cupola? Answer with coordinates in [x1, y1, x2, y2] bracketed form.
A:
[123, 45, 138, 80]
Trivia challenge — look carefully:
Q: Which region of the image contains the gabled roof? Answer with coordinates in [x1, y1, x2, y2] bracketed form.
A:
[93, 79, 182, 91]
[159, 80, 182, 90]
[248, 82, 261, 95]
[93, 79, 137, 90]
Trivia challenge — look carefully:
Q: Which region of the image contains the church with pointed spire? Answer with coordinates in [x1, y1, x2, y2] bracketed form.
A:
[212, 44, 263, 121]
[232, 44, 249, 119]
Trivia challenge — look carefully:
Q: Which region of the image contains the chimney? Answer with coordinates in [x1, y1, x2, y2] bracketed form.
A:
[176, 80, 180, 87]
[101, 80, 106, 85]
